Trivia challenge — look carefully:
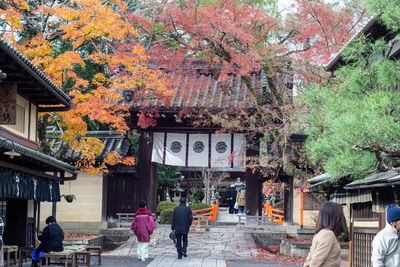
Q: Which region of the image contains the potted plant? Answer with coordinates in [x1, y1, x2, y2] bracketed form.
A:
[61, 194, 76, 203]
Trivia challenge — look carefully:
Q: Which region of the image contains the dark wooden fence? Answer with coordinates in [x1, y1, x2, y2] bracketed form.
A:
[351, 227, 378, 267]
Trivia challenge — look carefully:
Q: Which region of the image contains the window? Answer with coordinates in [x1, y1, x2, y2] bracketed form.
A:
[7, 104, 25, 133]
[304, 192, 323, 210]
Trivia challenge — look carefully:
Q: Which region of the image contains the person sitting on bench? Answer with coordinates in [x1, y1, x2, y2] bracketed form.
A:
[33, 216, 64, 267]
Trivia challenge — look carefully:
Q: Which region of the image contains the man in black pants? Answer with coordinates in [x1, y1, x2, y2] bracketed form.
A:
[171, 198, 193, 259]
[227, 185, 237, 214]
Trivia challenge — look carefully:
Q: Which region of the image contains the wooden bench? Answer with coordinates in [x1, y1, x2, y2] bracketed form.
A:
[39, 251, 75, 267]
[73, 251, 91, 267]
[18, 247, 33, 267]
[3, 245, 18, 267]
[116, 213, 134, 228]
[85, 246, 101, 265]
[18, 245, 86, 267]
[116, 213, 156, 228]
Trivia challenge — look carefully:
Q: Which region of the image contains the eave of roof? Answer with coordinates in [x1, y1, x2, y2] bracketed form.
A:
[0, 136, 76, 174]
[325, 18, 377, 71]
[46, 130, 132, 162]
[344, 170, 400, 190]
[0, 38, 72, 108]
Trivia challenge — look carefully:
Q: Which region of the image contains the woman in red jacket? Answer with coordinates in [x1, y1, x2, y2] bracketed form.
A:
[130, 200, 157, 262]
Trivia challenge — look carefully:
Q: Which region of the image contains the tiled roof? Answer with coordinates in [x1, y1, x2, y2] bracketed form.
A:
[0, 136, 76, 173]
[0, 38, 72, 106]
[324, 18, 394, 71]
[131, 68, 293, 111]
[344, 170, 400, 190]
[46, 131, 132, 162]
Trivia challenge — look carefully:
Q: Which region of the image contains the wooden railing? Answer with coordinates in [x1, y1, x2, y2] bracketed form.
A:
[263, 200, 284, 224]
[116, 213, 135, 227]
[192, 200, 218, 225]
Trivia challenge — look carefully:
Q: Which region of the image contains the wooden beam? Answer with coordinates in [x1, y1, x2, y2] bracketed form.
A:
[0, 126, 38, 150]
[245, 134, 261, 216]
[135, 131, 158, 213]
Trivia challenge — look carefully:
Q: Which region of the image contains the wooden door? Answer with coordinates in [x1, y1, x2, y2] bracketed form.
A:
[3, 198, 27, 246]
[351, 227, 378, 267]
[106, 174, 136, 219]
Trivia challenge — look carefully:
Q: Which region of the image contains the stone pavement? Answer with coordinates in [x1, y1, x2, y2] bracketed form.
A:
[105, 224, 259, 266]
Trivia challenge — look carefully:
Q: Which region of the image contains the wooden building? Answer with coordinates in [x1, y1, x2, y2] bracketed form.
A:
[344, 171, 400, 267]
[40, 130, 136, 229]
[323, 17, 400, 267]
[127, 69, 297, 221]
[0, 38, 76, 246]
[309, 171, 399, 267]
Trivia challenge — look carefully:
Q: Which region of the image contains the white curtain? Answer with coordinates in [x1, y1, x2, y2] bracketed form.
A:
[151, 132, 245, 167]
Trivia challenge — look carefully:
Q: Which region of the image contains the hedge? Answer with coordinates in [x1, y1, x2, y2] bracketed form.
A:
[160, 208, 174, 224]
[156, 201, 178, 214]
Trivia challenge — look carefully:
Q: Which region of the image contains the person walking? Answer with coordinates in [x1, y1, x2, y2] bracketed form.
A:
[236, 184, 246, 214]
[171, 197, 193, 259]
[371, 204, 400, 267]
[33, 216, 64, 267]
[130, 200, 157, 262]
[304, 202, 344, 267]
[227, 185, 237, 214]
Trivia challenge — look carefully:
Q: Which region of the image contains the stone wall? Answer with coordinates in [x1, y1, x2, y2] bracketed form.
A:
[280, 239, 349, 259]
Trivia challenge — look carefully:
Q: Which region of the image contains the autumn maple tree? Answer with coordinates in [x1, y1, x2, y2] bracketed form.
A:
[0, 0, 172, 174]
[124, 0, 362, 179]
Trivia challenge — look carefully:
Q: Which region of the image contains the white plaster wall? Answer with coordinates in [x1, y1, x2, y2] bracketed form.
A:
[293, 191, 318, 227]
[2, 94, 31, 139]
[293, 191, 351, 228]
[41, 171, 103, 222]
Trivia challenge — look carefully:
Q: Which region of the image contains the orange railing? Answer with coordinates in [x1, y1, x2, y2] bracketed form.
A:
[263, 200, 284, 224]
[192, 200, 218, 225]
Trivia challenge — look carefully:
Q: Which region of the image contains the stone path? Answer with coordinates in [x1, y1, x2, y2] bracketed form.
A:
[216, 213, 239, 224]
[105, 224, 259, 266]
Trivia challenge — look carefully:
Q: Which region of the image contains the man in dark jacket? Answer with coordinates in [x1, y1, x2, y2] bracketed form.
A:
[171, 198, 193, 259]
[33, 216, 64, 266]
[227, 185, 237, 214]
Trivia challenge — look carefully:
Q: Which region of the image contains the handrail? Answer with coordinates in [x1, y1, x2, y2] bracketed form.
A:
[192, 208, 212, 214]
[263, 200, 284, 224]
[192, 200, 218, 225]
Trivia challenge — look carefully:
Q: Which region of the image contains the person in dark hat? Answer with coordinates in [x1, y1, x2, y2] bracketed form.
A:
[371, 204, 400, 266]
[171, 197, 193, 259]
[32, 216, 64, 267]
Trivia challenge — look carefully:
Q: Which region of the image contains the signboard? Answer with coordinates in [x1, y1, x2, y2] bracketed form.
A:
[0, 82, 16, 125]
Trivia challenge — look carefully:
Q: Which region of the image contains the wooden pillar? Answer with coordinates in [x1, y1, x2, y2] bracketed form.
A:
[136, 131, 158, 213]
[52, 172, 58, 218]
[245, 135, 261, 216]
[284, 177, 294, 225]
[101, 174, 108, 221]
[52, 202, 56, 218]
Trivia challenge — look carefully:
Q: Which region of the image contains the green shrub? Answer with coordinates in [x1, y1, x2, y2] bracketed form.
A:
[156, 201, 178, 214]
[191, 203, 211, 215]
[160, 208, 174, 224]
